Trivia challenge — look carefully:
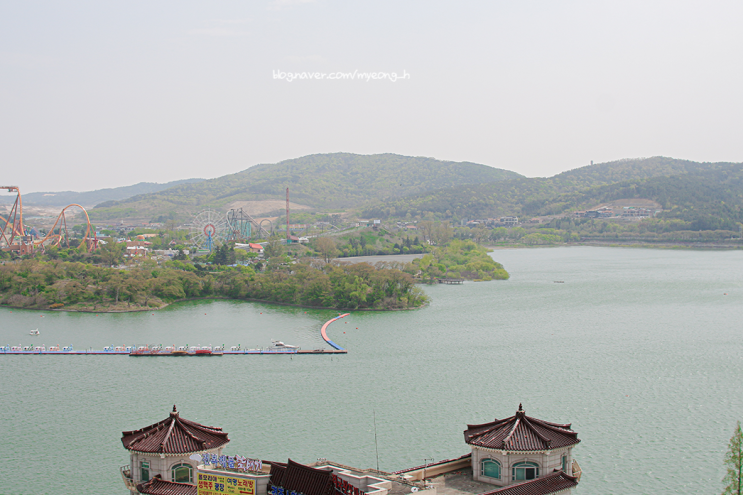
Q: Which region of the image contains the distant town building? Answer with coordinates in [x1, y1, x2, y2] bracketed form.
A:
[125, 240, 151, 258]
[622, 207, 652, 217]
[153, 249, 179, 258]
[584, 209, 612, 219]
[499, 217, 519, 227]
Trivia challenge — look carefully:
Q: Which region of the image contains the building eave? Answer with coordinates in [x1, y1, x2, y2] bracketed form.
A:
[472, 445, 572, 456]
[126, 448, 218, 456]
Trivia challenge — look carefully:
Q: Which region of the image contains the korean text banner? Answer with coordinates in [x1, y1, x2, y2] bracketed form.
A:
[197, 473, 255, 495]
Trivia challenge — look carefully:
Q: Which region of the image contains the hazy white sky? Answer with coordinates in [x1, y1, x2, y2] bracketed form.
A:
[1, 0, 742, 193]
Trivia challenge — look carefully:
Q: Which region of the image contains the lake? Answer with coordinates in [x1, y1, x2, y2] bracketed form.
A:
[1, 246, 742, 494]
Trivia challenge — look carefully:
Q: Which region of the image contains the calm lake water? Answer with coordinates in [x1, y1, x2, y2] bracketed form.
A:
[1, 246, 743, 495]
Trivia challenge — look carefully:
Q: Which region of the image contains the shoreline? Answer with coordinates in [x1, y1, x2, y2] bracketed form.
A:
[0, 295, 428, 315]
[484, 241, 743, 250]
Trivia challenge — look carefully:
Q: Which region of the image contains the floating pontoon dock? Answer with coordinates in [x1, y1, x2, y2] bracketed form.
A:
[1, 315, 349, 356]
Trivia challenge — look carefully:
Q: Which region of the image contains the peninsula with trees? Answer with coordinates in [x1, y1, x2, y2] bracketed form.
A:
[6, 151, 743, 312]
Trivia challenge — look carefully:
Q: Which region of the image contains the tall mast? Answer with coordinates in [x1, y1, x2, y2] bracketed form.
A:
[286, 187, 290, 243]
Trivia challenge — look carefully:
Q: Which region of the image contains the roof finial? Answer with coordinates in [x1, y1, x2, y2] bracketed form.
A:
[518, 403, 523, 412]
[171, 405, 179, 417]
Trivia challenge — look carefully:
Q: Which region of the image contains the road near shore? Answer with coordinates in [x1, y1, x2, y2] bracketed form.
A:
[333, 253, 424, 264]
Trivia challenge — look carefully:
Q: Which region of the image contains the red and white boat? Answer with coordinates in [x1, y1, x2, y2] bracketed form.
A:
[193, 346, 212, 355]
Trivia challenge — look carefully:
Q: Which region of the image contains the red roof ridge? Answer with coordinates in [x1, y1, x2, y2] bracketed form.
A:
[180, 416, 225, 433]
[122, 405, 229, 454]
[523, 415, 577, 440]
[161, 417, 178, 451]
[271, 459, 335, 495]
[126, 418, 169, 447]
[136, 475, 197, 495]
[177, 418, 209, 450]
[466, 417, 509, 436]
[501, 417, 521, 448]
[463, 406, 579, 452]
[519, 416, 552, 447]
[480, 470, 578, 495]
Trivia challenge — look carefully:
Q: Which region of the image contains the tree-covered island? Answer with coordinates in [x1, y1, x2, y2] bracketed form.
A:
[0, 258, 430, 312]
[0, 221, 510, 313]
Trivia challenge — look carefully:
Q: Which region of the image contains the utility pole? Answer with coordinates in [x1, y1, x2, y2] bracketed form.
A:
[373, 410, 380, 472]
[423, 458, 434, 485]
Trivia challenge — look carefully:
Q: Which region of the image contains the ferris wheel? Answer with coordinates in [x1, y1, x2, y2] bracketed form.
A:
[188, 210, 227, 251]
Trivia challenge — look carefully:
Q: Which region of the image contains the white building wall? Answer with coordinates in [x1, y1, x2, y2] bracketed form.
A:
[471, 446, 574, 487]
[130, 446, 225, 484]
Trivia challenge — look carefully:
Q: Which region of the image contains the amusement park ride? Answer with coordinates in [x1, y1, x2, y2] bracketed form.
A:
[0, 186, 97, 256]
[188, 207, 272, 251]
[187, 188, 298, 251]
[2, 183, 298, 255]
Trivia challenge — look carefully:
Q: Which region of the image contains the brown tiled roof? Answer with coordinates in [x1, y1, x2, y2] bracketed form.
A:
[122, 405, 229, 454]
[136, 475, 197, 495]
[464, 405, 579, 452]
[270, 461, 288, 488]
[481, 470, 578, 495]
[270, 459, 334, 495]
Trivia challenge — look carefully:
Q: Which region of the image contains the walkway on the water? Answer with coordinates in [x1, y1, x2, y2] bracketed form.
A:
[321, 313, 350, 351]
[1, 314, 350, 356]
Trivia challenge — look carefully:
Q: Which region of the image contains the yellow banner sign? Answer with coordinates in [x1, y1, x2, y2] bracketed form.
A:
[197, 472, 255, 495]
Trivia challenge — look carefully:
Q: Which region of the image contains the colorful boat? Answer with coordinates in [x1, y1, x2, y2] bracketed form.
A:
[193, 346, 213, 356]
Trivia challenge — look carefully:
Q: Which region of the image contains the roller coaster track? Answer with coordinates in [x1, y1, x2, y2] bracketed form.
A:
[0, 186, 24, 247]
[0, 185, 96, 253]
[37, 204, 96, 252]
[234, 208, 272, 238]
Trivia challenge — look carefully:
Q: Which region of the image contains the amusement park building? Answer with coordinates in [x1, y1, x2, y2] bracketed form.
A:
[120, 405, 581, 495]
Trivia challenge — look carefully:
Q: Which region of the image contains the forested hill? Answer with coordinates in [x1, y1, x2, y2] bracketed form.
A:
[525, 164, 743, 231]
[361, 157, 742, 220]
[13, 179, 205, 207]
[89, 153, 522, 220]
[551, 156, 732, 190]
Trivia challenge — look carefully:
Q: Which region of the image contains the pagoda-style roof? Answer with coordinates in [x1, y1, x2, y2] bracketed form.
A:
[122, 405, 229, 454]
[464, 405, 579, 452]
[270, 459, 335, 495]
[481, 470, 578, 495]
[136, 475, 197, 495]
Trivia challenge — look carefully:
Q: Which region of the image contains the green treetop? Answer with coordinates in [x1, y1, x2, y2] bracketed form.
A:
[723, 421, 743, 495]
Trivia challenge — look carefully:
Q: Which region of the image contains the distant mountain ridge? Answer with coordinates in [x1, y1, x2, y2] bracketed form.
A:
[53, 153, 743, 232]
[5, 179, 205, 207]
[88, 153, 522, 221]
[361, 157, 742, 221]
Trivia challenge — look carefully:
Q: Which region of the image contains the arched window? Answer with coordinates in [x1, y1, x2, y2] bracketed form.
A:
[512, 462, 539, 481]
[140, 460, 150, 482]
[171, 463, 193, 483]
[480, 458, 501, 479]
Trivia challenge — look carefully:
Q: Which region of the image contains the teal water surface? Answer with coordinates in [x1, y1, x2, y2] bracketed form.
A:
[1, 246, 743, 494]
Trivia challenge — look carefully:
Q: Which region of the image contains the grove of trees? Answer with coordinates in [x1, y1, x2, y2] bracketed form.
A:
[0, 258, 429, 311]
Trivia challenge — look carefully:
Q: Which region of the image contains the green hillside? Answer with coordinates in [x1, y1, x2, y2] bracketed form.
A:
[89, 153, 522, 221]
[527, 164, 743, 231]
[361, 157, 741, 221]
